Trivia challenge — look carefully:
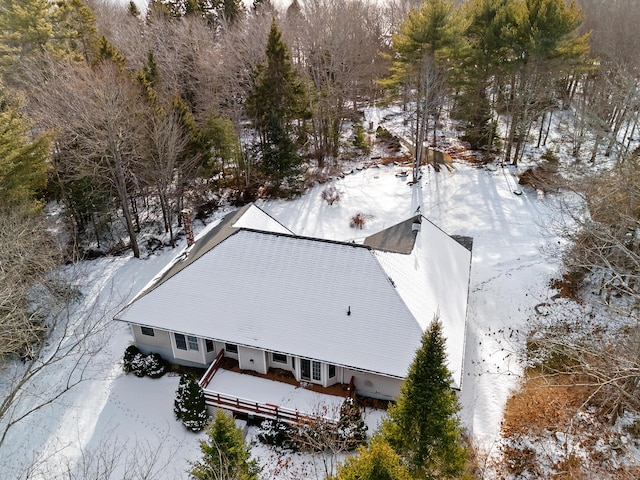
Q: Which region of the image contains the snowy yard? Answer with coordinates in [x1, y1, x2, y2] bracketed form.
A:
[0, 160, 561, 478]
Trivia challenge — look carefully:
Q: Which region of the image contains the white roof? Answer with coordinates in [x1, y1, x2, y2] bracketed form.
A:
[116, 205, 471, 383]
[231, 204, 292, 234]
[374, 219, 472, 388]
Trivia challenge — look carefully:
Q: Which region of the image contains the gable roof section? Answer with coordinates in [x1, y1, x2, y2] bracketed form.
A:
[373, 216, 472, 389]
[116, 229, 424, 379]
[132, 204, 292, 301]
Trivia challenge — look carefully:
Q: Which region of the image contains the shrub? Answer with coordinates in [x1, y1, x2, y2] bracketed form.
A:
[130, 353, 147, 377]
[144, 352, 169, 378]
[258, 419, 299, 452]
[350, 213, 370, 229]
[353, 123, 370, 153]
[321, 186, 342, 206]
[123, 346, 168, 378]
[123, 345, 142, 373]
[174, 374, 208, 432]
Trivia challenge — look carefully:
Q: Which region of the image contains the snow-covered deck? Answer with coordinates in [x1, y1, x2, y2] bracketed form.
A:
[200, 368, 347, 424]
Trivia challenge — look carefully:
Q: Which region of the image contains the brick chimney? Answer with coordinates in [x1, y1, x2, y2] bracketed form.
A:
[181, 209, 195, 247]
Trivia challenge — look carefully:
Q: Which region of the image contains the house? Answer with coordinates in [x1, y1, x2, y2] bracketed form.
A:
[115, 204, 472, 416]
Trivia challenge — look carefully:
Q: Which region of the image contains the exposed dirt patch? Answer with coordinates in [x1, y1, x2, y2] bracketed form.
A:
[502, 371, 594, 437]
[550, 271, 584, 300]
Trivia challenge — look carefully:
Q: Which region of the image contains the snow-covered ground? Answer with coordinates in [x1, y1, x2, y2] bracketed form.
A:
[0, 160, 561, 478]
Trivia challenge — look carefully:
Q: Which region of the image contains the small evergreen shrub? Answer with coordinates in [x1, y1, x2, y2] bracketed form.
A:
[353, 123, 370, 153]
[123, 345, 142, 373]
[122, 346, 168, 378]
[174, 374, 209, 432]
[257, 419, 299, 452]
[337, 397, 368, 450]
[130, 353, 147, 377]
[144, 352, 169, 378]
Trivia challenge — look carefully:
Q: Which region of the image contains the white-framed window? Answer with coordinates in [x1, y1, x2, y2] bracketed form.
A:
[328, 364, 336, 378]
[225, 343, 238, 354]
[205, 339, 214, 352]
[175, 333, 199, 351]
[175, 333, 187, 350]
[272, 353, 287, 364]
[140, 326, 155, 336]
[312, 361, 321, 381]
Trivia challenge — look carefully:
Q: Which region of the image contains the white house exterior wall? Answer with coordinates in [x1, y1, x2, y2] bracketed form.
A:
[238, 346, 267, 374]
[344, 368, 402, 400]
[131, 325, 173, 359]
[268, 353, 296, 375]
[130, 325, 399, 399]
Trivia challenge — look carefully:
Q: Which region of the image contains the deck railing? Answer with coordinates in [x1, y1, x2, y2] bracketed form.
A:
[201, 390, 337, 425]
[198, 348, 225, 389]
[198, 350, 352, 426]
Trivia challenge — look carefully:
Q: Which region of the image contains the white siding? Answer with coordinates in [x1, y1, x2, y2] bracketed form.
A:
[238, 346, 267, 374]
[344, 369, 402, 400]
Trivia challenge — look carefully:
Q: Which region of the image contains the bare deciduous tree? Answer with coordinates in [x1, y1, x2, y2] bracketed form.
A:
[30, 56, 146, 257]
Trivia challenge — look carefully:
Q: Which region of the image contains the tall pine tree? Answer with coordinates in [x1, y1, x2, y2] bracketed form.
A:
[190, 410, 260, 480]
[381, 319, 467, 479]
[329, 438, 412, 480]
[245, 19, 306, 191]
[0, 94, 51, 210]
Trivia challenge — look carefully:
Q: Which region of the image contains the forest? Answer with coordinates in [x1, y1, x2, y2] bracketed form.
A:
[2, 0, 640, 478]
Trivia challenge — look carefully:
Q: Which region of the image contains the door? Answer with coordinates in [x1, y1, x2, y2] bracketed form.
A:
[301, 359, 311, 381]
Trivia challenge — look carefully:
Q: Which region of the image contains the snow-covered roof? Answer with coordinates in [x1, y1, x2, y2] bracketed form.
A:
[373, 217, 472, 388]
[116, 205, 471, 385]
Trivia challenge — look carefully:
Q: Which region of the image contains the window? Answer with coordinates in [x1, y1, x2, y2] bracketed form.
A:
[175, 333, 187, 350]
[272, 353, 287, 364]
[328, 364, 336, 378]
[175, 333, 198, 351]
[312, 361, 321, 381]
[225, 343, 238, 354]
[205, 339, 214, 352]
[140, 327, 155, 337]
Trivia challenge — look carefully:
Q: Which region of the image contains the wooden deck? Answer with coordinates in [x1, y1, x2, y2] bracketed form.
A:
[198, 349, 355, 425]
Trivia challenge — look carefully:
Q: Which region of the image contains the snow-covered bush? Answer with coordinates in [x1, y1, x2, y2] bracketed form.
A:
[122, 346, 168, 378]
[123, 345, 142, 374]
[144, 352, 169, 378]
[257, 419, 299, 452]
[174, 374, 208, 432]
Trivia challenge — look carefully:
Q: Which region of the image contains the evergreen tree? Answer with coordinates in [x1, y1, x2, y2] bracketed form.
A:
[52, 0, 99, 64]
[0, 95, 51, 210]
[381, 320, 467, 479]
[329, 438, 412, 480]
[338, 397, 368, 450]
[174, 374, 208, 432]
[0, 0, 56, 68]
[215, 0, 245, 26]
[381, 0, 456, 179]
[190, 410, 260, 480]
[245, 19, 306, 190]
